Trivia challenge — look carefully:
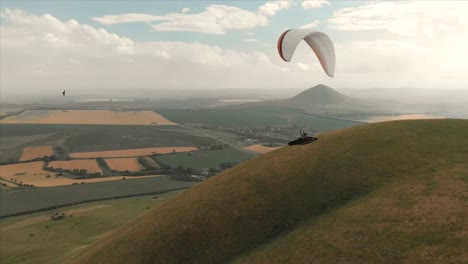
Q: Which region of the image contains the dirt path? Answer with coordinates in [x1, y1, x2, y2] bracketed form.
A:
[1, 204, 111, 231]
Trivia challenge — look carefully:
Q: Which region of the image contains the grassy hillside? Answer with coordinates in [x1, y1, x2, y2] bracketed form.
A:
[69, 119, 468, 264]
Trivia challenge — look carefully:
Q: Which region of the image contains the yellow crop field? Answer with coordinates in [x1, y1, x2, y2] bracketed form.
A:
[243, 144, 282, 154]
[0, 110, 177, 125]
[48, 160, 102, 174]
[69, 147, 198, 158]
[19, 145, 54, 161]
[0, 161, 160, 187]
[0, 161, 51, 186]
[105, 158, 143, 172]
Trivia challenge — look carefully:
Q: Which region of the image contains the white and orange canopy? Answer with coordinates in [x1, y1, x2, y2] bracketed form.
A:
[277, 29, 335, 77]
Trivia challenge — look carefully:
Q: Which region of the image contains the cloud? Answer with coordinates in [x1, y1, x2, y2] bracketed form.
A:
[243, 38, 257, 42]
[321, 1, 468, 89]
[332, 36, 468, 88]
[151, 5, 269, 34]
[258, 1, 292, 16]
[1, 8, 135, 54]
[328, 1, 468, 36]
[93, 2, 295, 35]
[301, 1, 330, 9]
[92, 13, 162, 25]
[2, 5, 468, 97]
[300, 20, 320, 29]
[2, 9, 319, 95]
[93, 5, 269, 34]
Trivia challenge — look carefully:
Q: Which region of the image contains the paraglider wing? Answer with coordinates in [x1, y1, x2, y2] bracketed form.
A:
[277, 28, 335, 77]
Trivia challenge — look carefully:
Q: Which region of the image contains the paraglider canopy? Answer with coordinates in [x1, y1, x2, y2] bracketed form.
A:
[277, 28, 335, 77]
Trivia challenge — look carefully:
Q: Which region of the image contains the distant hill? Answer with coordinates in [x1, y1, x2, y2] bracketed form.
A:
[69, 119, 468, 264]
[222, 84, 395, 118]
[281, 84, 351, 107]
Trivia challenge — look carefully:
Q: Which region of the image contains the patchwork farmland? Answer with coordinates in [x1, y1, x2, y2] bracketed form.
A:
[19, 145, 54, 161]
[70, 147, 198, 158]
[0, 161, 158, 187]
[48, 160, 103, 174]
[0, 110, 177, 125]
[0, 161, 51, 186]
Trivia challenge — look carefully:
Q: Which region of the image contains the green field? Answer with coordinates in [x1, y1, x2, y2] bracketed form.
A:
[62, 125, 215, 152]
[155, 148, 257, 169]
[158, 108, 293, 127]
[158, 107, 362, 132]
[0, 124, 72, 137]
[70, 119, 468, 264]
[0, 176, 194, 217]
[0, 124, 217, 162]
[0, 190, 183, 264]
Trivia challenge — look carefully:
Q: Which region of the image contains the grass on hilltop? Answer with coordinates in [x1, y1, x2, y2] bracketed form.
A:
[69, 119, 468, 264]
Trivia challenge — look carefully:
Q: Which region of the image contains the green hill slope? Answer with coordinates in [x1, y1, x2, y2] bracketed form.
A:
[69, 119, 468, 264]
[283, 84, 349, 106]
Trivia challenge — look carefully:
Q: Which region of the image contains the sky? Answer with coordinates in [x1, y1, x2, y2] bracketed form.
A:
[1, 0, 467, 96]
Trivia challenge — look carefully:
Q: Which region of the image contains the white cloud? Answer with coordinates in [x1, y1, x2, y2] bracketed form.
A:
[1, 8, 135, 54]
[301, 1, 330, 9]
[92, 13, 162, 25]
[181, 8, 190, 13]
[243, 38, 257, 42]
[300, 20, 320, 29]
[2, 9, 317, 95]
[2, 5, 468, 97]
[258, 1, 292, 16]
[317, 1, 468, 89]
[151, 5, 269, 34]
[93, 5, 269, 34]
[328, 1, 468, 36]
[332, 36, 468, 88]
